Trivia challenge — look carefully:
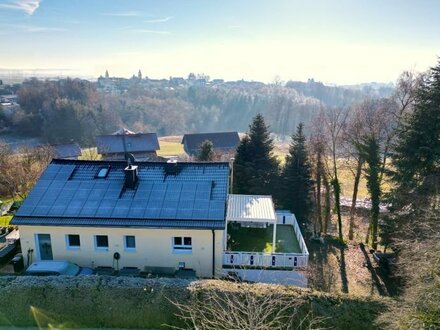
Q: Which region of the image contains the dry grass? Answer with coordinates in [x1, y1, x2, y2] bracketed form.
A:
[0, 215, 12, 227]
[157, 140, 184, 156]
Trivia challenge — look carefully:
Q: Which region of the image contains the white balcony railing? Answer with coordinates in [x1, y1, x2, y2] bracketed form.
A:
[223, 251, 308, 269]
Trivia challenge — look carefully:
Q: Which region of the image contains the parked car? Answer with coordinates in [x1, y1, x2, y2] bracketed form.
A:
[25, 260, 94, 276]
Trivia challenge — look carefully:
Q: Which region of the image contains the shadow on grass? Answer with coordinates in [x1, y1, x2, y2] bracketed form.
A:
[359, 243, 387, 296]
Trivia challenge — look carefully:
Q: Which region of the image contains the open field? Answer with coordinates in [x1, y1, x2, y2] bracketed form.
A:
[157, 139, 184, 156]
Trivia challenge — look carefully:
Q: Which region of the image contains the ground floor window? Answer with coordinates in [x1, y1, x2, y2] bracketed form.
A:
[95, 235, 109, 250]
[173, 236, 192, 253]
[124, 235, 136, 251]
[66, 234, 80, 249]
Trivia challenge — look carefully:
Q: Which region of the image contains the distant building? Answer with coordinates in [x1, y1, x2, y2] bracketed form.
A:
[53, 143, 82, 160]
[181, 131, 240, 156]
[96, 128, 160, 161]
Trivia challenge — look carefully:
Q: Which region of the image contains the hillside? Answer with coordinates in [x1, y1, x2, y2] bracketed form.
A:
[0, 78, 395, 146]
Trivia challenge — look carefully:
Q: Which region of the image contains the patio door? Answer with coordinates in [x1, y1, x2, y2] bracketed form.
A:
[36, 234, 53, 260]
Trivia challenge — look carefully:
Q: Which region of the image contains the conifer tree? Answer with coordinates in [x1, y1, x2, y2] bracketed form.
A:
[196, 140, 214, 161]
[280, 123, 313, 226]
[233, 114, 279, 195]
[392, 61, 440, 210]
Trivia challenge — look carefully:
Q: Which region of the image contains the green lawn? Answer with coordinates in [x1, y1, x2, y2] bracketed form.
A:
[227, 224, 302, 253]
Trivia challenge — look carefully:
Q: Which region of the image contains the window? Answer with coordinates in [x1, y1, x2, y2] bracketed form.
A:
[173, 236, 192, 253]
[124, 235, 136, 251]
[96, 166, 110, 178]
[95, 235, 109, 250]
[66, 234, 80, 249]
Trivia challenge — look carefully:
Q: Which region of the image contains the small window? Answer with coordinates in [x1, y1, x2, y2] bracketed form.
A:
[96, 166, 110, 178]
[124, 235, 136, 250]
[95, 235, 109, 250]
[66, 234, 80, 249]
[173, 236, 192, 253]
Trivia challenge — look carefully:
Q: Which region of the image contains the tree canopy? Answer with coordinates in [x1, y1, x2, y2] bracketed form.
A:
[233, 114, 279, 195]
[279, 123, 313, 225]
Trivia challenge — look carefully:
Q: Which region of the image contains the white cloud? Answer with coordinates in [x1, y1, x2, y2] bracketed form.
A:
[131, 29, 171, 35]
[7, 23, 65, 32]
[102, 11, 141, 17]
[0, 0, 41, 15]
[145, 16, 173, 23]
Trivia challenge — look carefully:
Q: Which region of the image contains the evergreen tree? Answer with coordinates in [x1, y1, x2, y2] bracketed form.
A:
[233, 114, 279, 195]
[280, 123, 313, 226]
[105, 70, 109, 78]
[392, 61, 440, 211]
[360, 135, 381, 249]
[196, 140, 214, 161]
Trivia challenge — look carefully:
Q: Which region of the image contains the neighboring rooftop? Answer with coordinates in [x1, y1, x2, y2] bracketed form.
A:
[53, 143, 82, 159]
[226, 194, 277, 223]
[12, 159, 229, 229]
[181, 131, 240, 155]
[96, 132, 160, 155]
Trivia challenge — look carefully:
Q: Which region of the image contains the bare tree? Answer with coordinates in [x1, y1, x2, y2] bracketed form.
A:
[322, 107, 348, 241]
[171, 281, 324, 330]
[0, 143, 53, 199]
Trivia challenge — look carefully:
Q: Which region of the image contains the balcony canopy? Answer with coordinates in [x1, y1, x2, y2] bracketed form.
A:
[226, 194, 277, 223]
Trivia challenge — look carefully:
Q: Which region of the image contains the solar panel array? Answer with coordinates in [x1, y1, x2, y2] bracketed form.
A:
[15, 160, 229, 226]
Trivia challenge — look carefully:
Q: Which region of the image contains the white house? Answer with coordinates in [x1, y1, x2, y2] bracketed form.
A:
[12, 159, 308, 283]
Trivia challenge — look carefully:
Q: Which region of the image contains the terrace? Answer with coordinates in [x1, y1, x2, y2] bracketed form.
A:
[223, 195, 309, 269]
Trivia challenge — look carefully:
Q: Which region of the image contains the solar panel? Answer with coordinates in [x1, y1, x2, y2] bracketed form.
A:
[64, 199, 85, 216]
[95, 207, 114, 217]
[175, 208, 193, 219]
[32, 205, 52, 216]
[150, 190, 165, 201]
[104, 189, 120, 199]
[192, 209, 209, 219]
[18, 160, 230, 227]
[144, 207, 161, 218]
[88, 189, 107, 200]
[127, 207, 146, 218]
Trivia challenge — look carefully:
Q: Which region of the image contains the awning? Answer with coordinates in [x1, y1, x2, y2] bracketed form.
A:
[226, 195, 276, 223]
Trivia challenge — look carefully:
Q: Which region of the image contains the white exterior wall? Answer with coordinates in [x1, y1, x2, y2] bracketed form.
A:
[19, 225, 224, 278]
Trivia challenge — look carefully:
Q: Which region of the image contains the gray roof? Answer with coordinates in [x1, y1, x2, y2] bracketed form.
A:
[12, 159, 229, 229]
[53, 143, 82, 159]
[96, 133, 160, 154]
[182, 132, 240, 155]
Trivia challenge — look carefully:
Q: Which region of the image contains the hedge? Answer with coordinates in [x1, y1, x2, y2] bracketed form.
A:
[0, 276, 389, 329]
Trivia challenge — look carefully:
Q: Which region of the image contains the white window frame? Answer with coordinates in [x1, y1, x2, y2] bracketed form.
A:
[172, 236, 192, 254]
[65, 234, 81, 250]
[124, 235, 136, 252]
[94, 235, 109, 251]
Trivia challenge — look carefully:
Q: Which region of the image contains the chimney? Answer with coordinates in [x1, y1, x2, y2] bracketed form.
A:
[164, 159, 178, 175]
[124, 164, 138, 189]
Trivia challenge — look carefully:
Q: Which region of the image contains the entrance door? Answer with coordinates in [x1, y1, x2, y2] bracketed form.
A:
[37, 234, 53, 260]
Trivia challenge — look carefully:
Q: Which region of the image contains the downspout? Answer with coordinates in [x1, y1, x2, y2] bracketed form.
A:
[212, 230, 215, 278]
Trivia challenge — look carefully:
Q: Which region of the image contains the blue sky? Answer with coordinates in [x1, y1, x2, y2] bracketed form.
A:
[0, 0, 439, 83]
